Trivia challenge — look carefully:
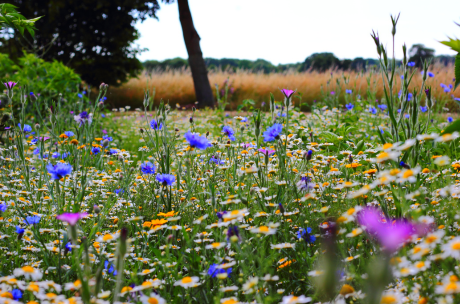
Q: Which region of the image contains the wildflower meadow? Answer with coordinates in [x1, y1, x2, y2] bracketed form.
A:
[3, 9, 460, 304]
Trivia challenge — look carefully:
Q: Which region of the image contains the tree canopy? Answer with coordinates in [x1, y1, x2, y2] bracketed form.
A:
[0, 0, 163, 87]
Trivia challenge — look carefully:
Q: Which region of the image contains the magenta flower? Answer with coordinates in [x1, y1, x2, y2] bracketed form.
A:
[357, 207, 427, 253]
[3, 81, 17, 90]
[56, 212, 88, 226]
[280, 89, 296, 99]
[258, 148, 275, 156]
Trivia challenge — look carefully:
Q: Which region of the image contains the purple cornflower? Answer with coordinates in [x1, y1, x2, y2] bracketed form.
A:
[258, 148, 275, 156]
[222, 126, 236, 141]
[280, 89, 296, 99]
[297, 176, 314, 192]
[3, 81, 17, 90]
[357, 207, 427, 253]
[263, 123, 283, 142]
[56, 212, 88, 226]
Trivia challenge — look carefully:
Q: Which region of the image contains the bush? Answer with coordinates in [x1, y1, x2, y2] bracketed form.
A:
[0, 52, 81, 97]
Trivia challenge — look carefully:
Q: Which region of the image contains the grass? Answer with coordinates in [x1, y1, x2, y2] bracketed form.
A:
[107, 64, 458, 111]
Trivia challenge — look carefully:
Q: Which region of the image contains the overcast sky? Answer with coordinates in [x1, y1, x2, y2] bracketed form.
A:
[135, 0, 460, 65]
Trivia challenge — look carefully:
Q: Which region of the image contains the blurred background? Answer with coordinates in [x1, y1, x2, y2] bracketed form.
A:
[1, 0, 460, 109]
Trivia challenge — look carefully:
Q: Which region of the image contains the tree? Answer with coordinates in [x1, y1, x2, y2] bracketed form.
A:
[408, 44, 435, 68]
[0, 0, 161, 87]
[300, 53, 340, 72]
[177, 0, 214, 108]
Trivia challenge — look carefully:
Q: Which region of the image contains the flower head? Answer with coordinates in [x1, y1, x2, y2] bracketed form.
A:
[24, 215, 41, 225]
[56, 212, 88, 226]
[3, 81, 17, 90]
[140, 161, 156, 174]
[280, 89, 296, 99]
[184, 131, 211, 150]
[46, 163, 72, 180]
[263, 123, 283, 142]
[150, 119, 163, 130]
[345, 103, 354, 111]
[74, 111, 92, 126]
[156, 173, 175, 186]
[222, 126, 236, 141]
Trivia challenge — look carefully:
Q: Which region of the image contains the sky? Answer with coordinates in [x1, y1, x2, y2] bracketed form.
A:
[135, 0, 460, 65]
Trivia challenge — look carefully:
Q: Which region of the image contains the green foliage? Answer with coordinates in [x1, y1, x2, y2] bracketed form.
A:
[0, 0, 166, 87]
[0, 3, 41, 36]
[0, 52, 81, 97]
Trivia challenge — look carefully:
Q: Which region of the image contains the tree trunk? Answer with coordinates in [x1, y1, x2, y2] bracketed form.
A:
[178, 0, 214, 108]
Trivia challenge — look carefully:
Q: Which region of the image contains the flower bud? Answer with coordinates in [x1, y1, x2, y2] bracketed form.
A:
[93, 205, 101, 214]
[102, 139, 109, 147]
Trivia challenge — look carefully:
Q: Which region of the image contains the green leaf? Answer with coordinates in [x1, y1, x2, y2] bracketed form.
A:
[352, 140, 364, 155]
[442, 117, 460, 134]
[455, 53, 460, 90]
[440, 38, 460, 53]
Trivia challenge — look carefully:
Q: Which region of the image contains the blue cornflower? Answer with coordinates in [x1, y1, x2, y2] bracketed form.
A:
[345, 103, 354, 111]
[62, 152, 69, 159]
[18, 123, 32, 133]
[345, 89, 352, 94]
[16, 226, 25, 234]
[101, 114, 106, 118]
[217, 211, 227, 219]
[91, 147, 101, 155]
[428, 72, 434, 77]
[448, 117, 454, 123]
[222, 126, 236, 141]
[46, 163, 72, 180]
[52, 152, 61, 159]
[407, 62, 415, 67]
[408, 93, 413, 101]
[369, 107, 377, 115]
[277, 112, 287, 117]
[263, 123, 283, 142]
[207, 264, 232, 278]
[140, 161, 156, 174]
[11, 289, 22, 300]
[210, 156, 225, 165]
[24, 215, 41, 225]
[420, 106, 428, 113]
[115, 189, 124, 195]
[65, 242, 72, 252]
[400, 161, 410, 169]
[109, 148, 119, 155]
[31, 138, 38, 145]
[184, 131, 211, 150]
[150, 119, 163, 130]
[377, 104, 387, 111]
[78, 93, 83, 98]
[297, 227, 316, 243]
[400, 75, 404, 80]
[0, 203, 7, 212]
[241, 117, 248, 122]
[455, 98, 460, 102]
[104, 261, 117, 276]
[405, 113, 410, 119]
[64, 131, 75, 137]
[102, 135, 113, 141]
[156, 174, 175, 186]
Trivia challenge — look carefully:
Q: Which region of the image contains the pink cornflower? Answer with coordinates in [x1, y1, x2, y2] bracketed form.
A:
[56, 212, 88, 226]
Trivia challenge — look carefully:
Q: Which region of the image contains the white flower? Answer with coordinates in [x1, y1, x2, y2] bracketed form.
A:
[13, 266, 43, 280]
[242, 277, 258, 292]
[434, 156, 451, 166]
[173, 276, 201, 288]
[280, 295, 312, 304]
[140, 294, 166, 304]
[442, 237, 460, 259]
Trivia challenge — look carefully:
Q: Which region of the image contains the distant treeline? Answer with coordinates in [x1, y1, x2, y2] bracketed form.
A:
[143, 49, 456, 73]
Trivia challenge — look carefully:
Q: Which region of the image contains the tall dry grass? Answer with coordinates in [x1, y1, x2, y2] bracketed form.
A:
[107, 65, 457, 110]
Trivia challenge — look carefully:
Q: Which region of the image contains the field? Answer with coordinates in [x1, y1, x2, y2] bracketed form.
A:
[2, 66, 460, 304]
[108, 64, 458, 111]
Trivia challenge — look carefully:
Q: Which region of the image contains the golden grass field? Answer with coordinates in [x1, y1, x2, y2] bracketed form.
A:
[107, 64, 458, 110]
